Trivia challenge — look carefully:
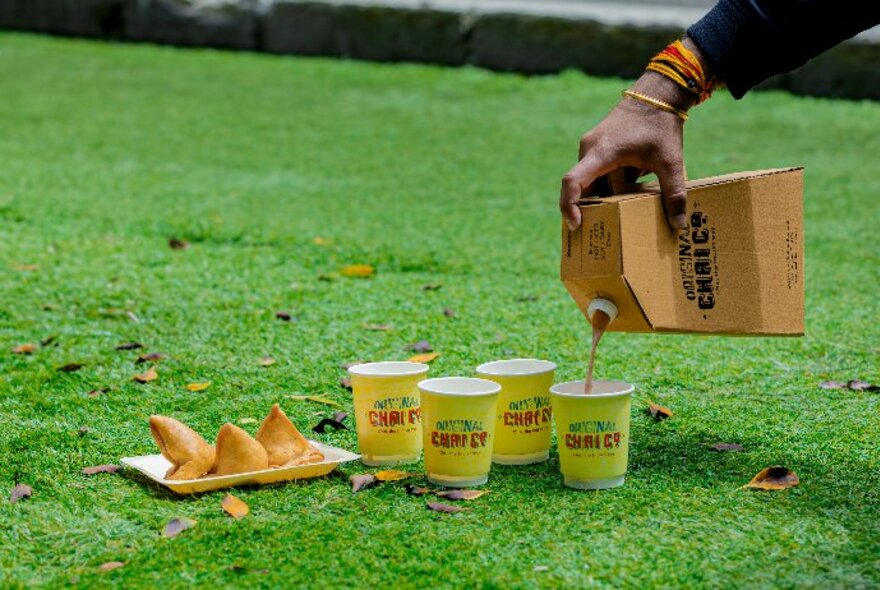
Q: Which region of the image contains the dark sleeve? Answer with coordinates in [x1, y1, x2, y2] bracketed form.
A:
[687, 1, 880, 98]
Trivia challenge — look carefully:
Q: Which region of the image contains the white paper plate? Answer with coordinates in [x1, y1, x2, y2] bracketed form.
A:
[121, 441, 360, 494]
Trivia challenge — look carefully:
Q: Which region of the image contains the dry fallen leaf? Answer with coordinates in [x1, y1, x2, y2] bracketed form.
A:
[168, 237, 190, 250]
[819, 380, 846, 390]
[186, 381, 211, 392]
[275, 311, 294, 322]
[82, 464, 119, 476]
[709, 443, 744, 452]
[436, 489, 490, 501]
[135, 352, 165, 365]
[405, 484, 431, 496]
[362, 323, 393, 331]
[221, 494, 249, 520]
[427, 502, 467, 514]
[312, 415, 348, 434]
[40, 335, 58, 347]
[407, 340, 433, 353]
[422, 284, 442, 291]
[99, 561, 126, 572]
[744, 466, 799, 491]
[375, 470, 410, 482]
[350, 474, 376, 493]
[647, 402, 674, 420]
[87, 387, 110, 398]
[162, 517, 197, 538]
[12, 343, 36, 355]
[259, 355, 276, 367]
[341, 264, 375, 278]
[285, 394, 342, 408]
[848, 379, 878, 392]
[443, 308, 456, 318]
[133, 366, 158, 383]
[339, 377, 352, 390]
[10, 483, 32, 504]
[408, 352, 440, 364]
[115, 342, 143, 351]
[57, 363, 84, 373]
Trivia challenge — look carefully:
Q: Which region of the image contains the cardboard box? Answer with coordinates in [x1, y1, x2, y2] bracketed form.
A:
[561, 168, 804, 335]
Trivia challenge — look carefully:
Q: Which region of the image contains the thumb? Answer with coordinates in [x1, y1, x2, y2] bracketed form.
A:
[656, 157, 688, 230]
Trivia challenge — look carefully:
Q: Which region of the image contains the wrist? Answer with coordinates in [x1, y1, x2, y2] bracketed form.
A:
[632, 72, 698, 112]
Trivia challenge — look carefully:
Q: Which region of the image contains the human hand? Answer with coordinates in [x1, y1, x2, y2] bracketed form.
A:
[560, 72, 697, 231]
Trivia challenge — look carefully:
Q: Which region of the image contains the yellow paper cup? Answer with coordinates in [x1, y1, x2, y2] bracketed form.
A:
[419, 377, 500, 487]
[349, 361, 430, 466]
[550, 380, 634, 490]
[476, 359, 556, 465]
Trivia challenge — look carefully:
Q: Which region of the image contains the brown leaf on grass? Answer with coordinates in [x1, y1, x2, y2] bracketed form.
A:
[341, 264, 375, 278]
[135, 352, 165, 365]
[819, 380, 846, 390]
[312, 415, 348, 434]
[168, 237, 190, 250]
[427, 502, 467, 513]
[115, 342, 143, 351]
[10, 483, 32, 504]
[515, 294, 539, 303]
[647, 402, 673, 420]
[339, 377, 352, 390]
[42, 303, 57, 311]
[436, 489, 490, 501]
[57, 363, 84, 373]
[186, 381, 211, 392]
[709, 443, 744, 452]
[98, 561, 126, 572]
[362, 323, 393, 331]
[405, 484, 431, 496]
[333, 411, 348, 423]
[408, 352, 440, 364]
[12, 264, 39, 272]
[848, 379, 878, 392]
[221, 494, 249, 520]
[744, 466, 799, 491]
[162, 517, 196, 538]
[422, 284, 442, 291]
[82, 464, 119, 475]
[133, 366, 158, 383]
[350, 474, 377, 493]
[11, 343, 36, 355]
[78, 426, 90, 436]
[407, 340, 432, 353]
[443, 308, 456, 318]
[259, 355, 276, 367]
[275, 311, 294, 322]
[87, 387, 110, 398]
[375, 470, 410, 482]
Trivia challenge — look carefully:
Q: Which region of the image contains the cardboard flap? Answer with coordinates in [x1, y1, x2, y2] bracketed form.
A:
[578, 167, 804, 205]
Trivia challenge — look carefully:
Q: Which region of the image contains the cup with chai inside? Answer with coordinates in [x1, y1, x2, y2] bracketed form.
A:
[549, 380, 634, 490]
[419, 377, 501, 487]
[348, 361, 430, 466]
[475, 359, 556, 465]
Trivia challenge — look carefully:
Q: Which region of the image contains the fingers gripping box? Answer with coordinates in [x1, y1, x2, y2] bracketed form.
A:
[561, 168, 804, 335]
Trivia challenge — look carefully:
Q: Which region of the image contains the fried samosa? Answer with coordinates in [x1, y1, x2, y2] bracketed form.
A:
[255, 403, 324, 467]
[149, 415, 215, 480]
[212, 423, 269, 475]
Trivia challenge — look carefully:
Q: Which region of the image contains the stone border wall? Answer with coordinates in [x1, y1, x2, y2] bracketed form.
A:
[1, 0, 877, 100]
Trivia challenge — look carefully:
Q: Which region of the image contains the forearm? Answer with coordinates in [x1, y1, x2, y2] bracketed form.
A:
[688, 0, 880, 98]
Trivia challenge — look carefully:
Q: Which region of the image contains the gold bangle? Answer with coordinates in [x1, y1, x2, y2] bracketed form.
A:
[622, 89, 688, 121]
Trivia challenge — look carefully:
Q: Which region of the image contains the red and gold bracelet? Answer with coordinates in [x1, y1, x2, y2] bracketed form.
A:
[646, 39, 717, 104]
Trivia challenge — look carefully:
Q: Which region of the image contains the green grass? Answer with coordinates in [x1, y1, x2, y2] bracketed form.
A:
[1, 32, 878, 589]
